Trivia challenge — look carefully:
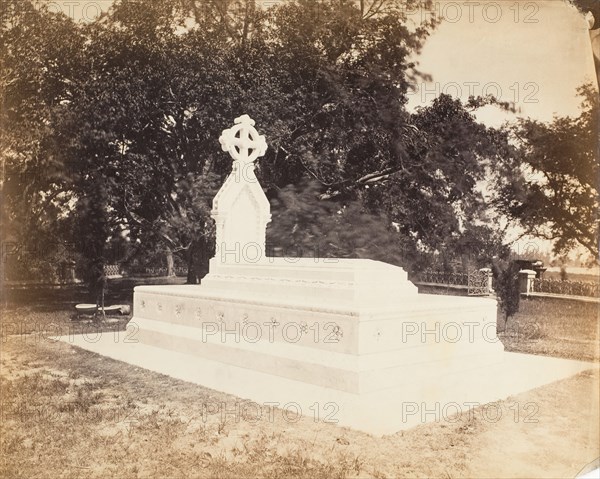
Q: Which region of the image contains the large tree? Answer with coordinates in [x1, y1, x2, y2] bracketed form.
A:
[0, 1, 91, 281]
[493, 84, 599, 259]
[2, 0, 520, 285]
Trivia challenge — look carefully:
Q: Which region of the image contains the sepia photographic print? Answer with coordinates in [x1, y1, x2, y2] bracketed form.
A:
[1, 0, 599, 478]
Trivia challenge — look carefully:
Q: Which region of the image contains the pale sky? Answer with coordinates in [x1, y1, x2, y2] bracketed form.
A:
[406, 0, 597, 126]
[403, 0, 597, 258]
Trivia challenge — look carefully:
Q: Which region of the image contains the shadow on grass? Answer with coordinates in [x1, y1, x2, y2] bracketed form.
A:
[3, 276, 187, 309]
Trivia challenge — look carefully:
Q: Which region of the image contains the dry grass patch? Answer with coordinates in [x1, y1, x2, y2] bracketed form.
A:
[498, 297, 599, 362]
[1, 305, 598, 478]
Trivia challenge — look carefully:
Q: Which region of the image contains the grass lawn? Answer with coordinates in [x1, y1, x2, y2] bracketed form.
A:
[0, 288, 598, 478]
[498, 297, 600, 362]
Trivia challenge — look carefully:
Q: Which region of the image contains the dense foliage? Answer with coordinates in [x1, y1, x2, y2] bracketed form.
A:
[1, 0, 596, 310]
[493, 85, 599, 259]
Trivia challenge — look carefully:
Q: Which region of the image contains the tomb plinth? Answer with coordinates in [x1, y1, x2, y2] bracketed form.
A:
[126, 115, 505, 432]
[133, 277, 502, 396]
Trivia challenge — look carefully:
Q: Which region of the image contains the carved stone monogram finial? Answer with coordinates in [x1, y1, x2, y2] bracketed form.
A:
[219, 114, 267, 170]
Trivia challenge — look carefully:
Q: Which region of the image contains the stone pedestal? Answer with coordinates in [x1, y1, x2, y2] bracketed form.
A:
[519, 269, 537, 295]
[134, 258, 503, 395]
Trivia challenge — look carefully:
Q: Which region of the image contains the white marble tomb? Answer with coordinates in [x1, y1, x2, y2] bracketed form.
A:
[121, 115, 518, 432]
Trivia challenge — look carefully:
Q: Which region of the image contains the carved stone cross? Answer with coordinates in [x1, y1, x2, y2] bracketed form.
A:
[219, 114, 267, 170]
[211, 115, 272, 264]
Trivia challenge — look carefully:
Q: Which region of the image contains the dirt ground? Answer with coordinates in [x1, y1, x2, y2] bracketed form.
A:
[1, 306, 598, 479]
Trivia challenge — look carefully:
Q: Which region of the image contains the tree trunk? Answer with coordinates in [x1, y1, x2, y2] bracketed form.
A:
[94, 268, 106, 322]
[186, 238, 212, 284]
[186, 250, 199, 284]
[165, 247, 175, 277]
[100, 284, 106, 321]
